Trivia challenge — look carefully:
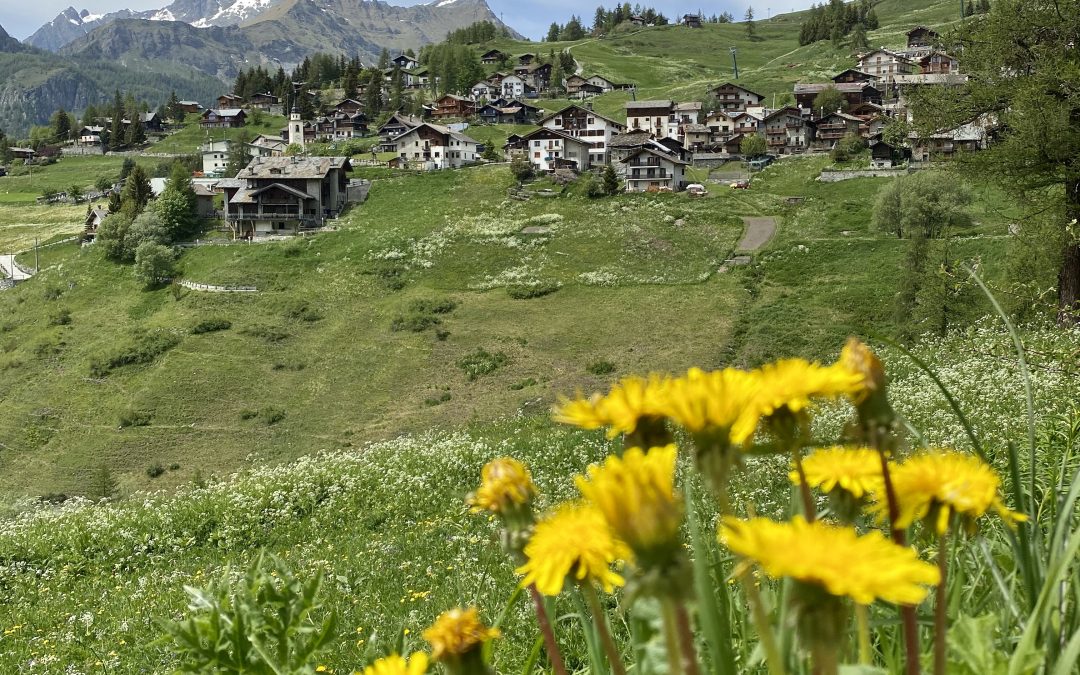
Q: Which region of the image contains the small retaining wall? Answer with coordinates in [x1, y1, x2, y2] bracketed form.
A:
[179, 280, 257, 293]
[818, 168, 915, 182]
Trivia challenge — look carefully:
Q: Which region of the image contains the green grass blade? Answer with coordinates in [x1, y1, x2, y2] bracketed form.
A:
[572, 587, 610, 675]
[1050, 627, 1080, 675]
[521, 633, 545, 675]
[965, 268, 1038, 528]
[685, 478, 737, 675]
[1006, 441, 1040, 614]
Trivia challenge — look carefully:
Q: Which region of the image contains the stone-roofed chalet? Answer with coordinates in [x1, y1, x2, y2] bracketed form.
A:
[539, 104, 626, 165]
[621, 147, 689, 192]
[223, 156, 352, 237]
[708, 82, 765, 112]
[520, 127, 594, 172]
[389, 123, 479, 170]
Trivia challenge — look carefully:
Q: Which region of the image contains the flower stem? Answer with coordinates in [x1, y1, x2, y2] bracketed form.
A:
[673, 600, 702, 675]
[742, 571, 787, 675]
[528, 583, 569, 675]
[582, 583, 627, 675]
[792, 447, 817, 522]
[812, 641, 840, 675]
[877, 451, 921, 675]
[660, 594, 685, 675]
[855, 604, 871, 665]
[934, 534, 949, 675]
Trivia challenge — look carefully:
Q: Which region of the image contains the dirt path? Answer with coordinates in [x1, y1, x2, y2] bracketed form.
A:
[737, 216, 777, 252]
[0, 254, 32, 281]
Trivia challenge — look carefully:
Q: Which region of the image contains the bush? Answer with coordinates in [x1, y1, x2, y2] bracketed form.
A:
[435, 329, 451, 341]
[271, 360, 306, 371]
[587, 359, 616, 375]
[169, 463, 181, 471]
[282, 301, 322, 323]
[42, 287, 62, 301]
[457, 348, 509, 381]
[146, 462, 166, 478]
[90, 331, 181, 377]
[424, 392, 452, 406]
[584, 175, 607, 199]
[375, 265, 407, 291]
[258, 407, 286, 425]
[507, 282, 560, 299]
[133, 242, 176, 286]
[241, 324, 289, 343]
[118, 408, 152, 428]
[191, 318, 232, 334]
[239, 409, 259, 420]
[391, 313, 442, 332]
[509, 377, 538, 390]
[48, 309, 72, 326]
[510, 155, 534, 181]
[408, 298, 458, 315]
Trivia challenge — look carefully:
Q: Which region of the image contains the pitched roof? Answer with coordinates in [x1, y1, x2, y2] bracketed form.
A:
[249, 182, 314, 200]
[620, 147, 689, 166]
[538, 104, 625, 128]
[794, 82, 877, 94]
[674, 102, 703, 112]
[521, 127, 590, 146]
[236, 156, 350, 180]
[906, 25, 938, 35]
[763, 106, 802, 121]
[608, 129, 652, 148]
[391, 122, 478, 145]
[626, 99, 673, 110]
[204, 108, 245, 117]
[711, 81, 765, 98]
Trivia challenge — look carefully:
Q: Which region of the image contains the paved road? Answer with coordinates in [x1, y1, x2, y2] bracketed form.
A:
[737, 216, 777, 252]
[0, 254, 32, 281]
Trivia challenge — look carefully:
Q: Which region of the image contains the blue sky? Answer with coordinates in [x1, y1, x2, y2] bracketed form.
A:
[3, 0, 811, 41]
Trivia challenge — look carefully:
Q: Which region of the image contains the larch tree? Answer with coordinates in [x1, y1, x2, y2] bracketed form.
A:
[910, 0, 1080, 324]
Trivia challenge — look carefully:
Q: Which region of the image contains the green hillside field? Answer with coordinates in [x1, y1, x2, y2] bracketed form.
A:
[2, 2, 1077, 671]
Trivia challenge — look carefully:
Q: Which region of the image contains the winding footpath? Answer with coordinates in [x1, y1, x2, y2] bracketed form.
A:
[737, 216, 778, 252]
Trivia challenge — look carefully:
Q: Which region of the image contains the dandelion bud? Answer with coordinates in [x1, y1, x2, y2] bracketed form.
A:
[423, 607, 500, 675]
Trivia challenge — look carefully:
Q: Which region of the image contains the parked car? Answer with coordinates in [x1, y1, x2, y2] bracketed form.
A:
[686, 183, 708, 196]
[747, 155, 774, 171]
[731, 179, 750, 190]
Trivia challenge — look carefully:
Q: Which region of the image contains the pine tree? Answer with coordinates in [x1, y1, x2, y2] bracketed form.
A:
[964, 0, 974, 16]
[389, 67, 405, 111]
[51, 108, 72, 142]
[550, 58, 565, 95]
[224, 133, 252, 178]
[378, 48, 390, 70]
[365, 69, 384, 116]
[546, 22, 561, 41]
[976, 0, 990, 12]
[745, 7, 756, 38]
[120, 164, 152, 217]
[850, 22, 869, 51]
[109, 90, 125, 150]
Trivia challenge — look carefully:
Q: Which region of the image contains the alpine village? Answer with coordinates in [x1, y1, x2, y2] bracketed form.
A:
[0, 0, 1078, 674]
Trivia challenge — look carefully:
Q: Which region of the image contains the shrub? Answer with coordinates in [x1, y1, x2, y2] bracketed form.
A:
[507, 282, 560, 299]
[509, 377, 538, 390]
[271, 360, 306, 371]
[375, 265, 407, 291]
[391, 313, 441, 332]
[169, 463, 180, 471]
[89, 331, 181, 377]
[258, 407, 286, 425]
[587, 359, 616, 375]
[42, 287, 62, 301]
[435, 329, 451, 341]
[408, 298, 458, 315]
[146, 462, 166, 478]
[457, 348, 508, 381]
[118, 408, 152, 428]
[282, 301, 322, 323]
[241, 324, 289, 343]
[191, 318, 232, 334]
[48, 309, 72, 326]
[584, 175, 607, 199]
[133, 242, 176, 286]
[239, 409, 259, 420]
[424, 392, 452, 406]
[509, 155, 533, 181]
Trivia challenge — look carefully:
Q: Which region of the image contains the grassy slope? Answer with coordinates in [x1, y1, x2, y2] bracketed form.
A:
[151, 114, 289, 155]
[0, 0, 1014, 501]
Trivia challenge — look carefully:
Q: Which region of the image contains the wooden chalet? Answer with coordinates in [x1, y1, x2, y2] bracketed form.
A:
[814, 111, 863, 147]
[708, 82, 765, 112]
[682, 14, 703, 28]
[177, 100, 203, 114]
[794, 82, 881, 114]
[432, 95, 478, 119]
[907, 26, 939, 48]
[517, 53, 536, 66]
[392, 54, 419, 70]
[832, 69, 877, 84]
[248, 92, 280, 111]
[217, 94, 243, 108]
[763, 107, 811, 154]
[334, 99, 364, 115]
[201, 108, 247, 129]
[919, 51, 959, 74]
[480, 49, 508, 64]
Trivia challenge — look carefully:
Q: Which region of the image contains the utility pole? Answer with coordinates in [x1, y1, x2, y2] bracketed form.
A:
[34, 237, 39, 273]
[730, 47, 739, 79]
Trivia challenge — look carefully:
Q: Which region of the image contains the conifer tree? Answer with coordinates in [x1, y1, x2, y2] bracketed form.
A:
[745, 7, 756, 38]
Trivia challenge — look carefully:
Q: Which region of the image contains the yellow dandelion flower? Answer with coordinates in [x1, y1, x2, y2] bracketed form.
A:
[720, 516, 939, 605]
[576, 445, 682, 566]
[753, 358, 865, 419]
[363, 652, 429, 675]
[553, 376, 669, 439]
[791, 447, 886, 499]
[660, 367, 762, 444]
[600, 375, 670, 437]
[517, 502, 630, 595]
[467, 458, 537, 515]
[552, 393, 607, 430]
[835, 338, 886, 404]
[885, 450, 1026, 535]
[422, 607, 501, 663]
